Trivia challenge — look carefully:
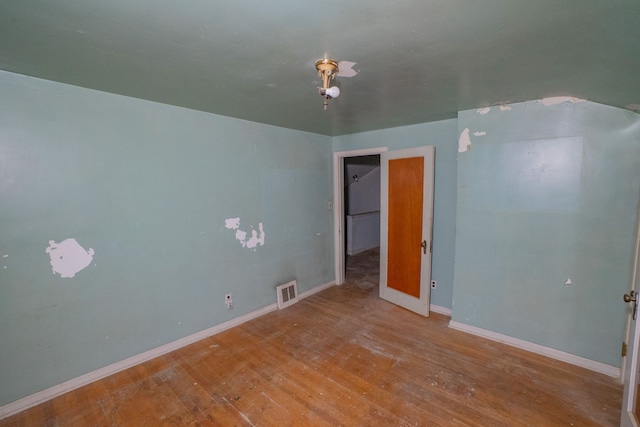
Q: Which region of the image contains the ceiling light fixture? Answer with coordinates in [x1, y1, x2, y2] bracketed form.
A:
[315, 58, 340, 110]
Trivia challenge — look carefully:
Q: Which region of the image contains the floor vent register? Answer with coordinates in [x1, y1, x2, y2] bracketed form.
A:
[276, 280, 299, 310]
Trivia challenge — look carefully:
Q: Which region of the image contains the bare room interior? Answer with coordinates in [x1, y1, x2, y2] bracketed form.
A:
[2, 1, 640, 425]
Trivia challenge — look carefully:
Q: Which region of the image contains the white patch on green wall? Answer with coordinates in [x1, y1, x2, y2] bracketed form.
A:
[476, 107, 491, 115]
[225, 217, 240, 230]
[473, 131, 486, 136]
[45, 238, 95, 278]
[539, 96, 586, 107]
[499, 105, 512, 111]
[458, 128, 471, 153]
[245, 223, 265, 249]
[225, 218, 266, 251]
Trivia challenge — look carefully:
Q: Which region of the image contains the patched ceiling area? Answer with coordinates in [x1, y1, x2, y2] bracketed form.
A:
[2, 0, 640, 136]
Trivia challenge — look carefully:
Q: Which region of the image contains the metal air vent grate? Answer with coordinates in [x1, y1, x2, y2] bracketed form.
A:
[276, 280, 299, 310]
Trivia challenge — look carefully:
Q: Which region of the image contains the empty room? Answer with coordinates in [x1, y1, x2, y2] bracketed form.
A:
[2, 1, 640, 426]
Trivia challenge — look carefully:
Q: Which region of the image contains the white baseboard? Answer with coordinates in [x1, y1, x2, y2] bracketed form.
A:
[0, 280, 335, 420]
[429, 304, 452, 316]
[299, 281, 335, 299]
[448, 320, 620, 378]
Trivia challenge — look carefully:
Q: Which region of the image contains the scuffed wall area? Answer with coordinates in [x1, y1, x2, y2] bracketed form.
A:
[452, 100, 640, 366]
[0, 71, 333, 406]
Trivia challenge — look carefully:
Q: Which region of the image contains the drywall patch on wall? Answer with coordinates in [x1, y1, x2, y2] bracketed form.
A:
[3, 254, 7, 270]
[476, 107, 491, 115]
[473, 131, 486, 137]
[464, 136, 583, 212]
[224, 218, 266, 251]
[499, 105, 512, 111]
[458, 128, 471, 153]
[539, 96, 586, 107]
[45, 239, 95, 278]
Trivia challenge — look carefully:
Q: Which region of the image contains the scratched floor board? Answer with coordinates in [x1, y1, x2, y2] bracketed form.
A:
[0, 248, 623, 426]
[205, 329, 386, 425]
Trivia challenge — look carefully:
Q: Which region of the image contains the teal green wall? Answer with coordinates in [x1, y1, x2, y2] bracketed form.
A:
[0, 71, 333, 406]
[452, 100, 640, 366]
[3, 67, 639, 408]
[333, 120, 459, 309]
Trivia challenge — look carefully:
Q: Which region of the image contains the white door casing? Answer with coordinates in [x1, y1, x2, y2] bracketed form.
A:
[621, 206, 640, 427]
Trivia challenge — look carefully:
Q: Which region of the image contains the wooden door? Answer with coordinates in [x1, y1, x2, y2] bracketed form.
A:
[379, 146, 435, 317]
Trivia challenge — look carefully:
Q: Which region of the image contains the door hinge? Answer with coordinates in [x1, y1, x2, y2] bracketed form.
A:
[622, 342, 628, 357]
[430, 240, 433, 253]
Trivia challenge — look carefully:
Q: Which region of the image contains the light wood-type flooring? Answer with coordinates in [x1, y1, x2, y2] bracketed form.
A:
[0, 248, 623, 426]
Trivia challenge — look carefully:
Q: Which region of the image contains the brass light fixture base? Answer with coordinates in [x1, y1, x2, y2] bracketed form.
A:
[315, 58, 339, 88]
[315, 58, 339, 110]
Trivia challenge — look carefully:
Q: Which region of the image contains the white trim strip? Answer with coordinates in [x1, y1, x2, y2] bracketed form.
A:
[429, 304, 452, 316]
[449, 320, 620, 378]
[299, 281, 335, 300]
[0, 281, 335, 420]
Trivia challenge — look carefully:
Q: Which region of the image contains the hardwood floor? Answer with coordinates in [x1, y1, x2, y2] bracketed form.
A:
[0, 248, 622, 426]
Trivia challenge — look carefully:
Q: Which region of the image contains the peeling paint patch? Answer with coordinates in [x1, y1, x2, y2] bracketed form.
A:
[225, 217, 240, 230]
[245, 223, 265, 249]
[337, 61, 358, 78]
[458, 128, 471, 153]
[499, 105, 512, 111]
[45, 238, 94, 278]
[476, 107, 491, 115]
[626, 104, 640, 112]
[225, 218, 266, 251]
[539, 96, 586, 107]
[473, 131, 486, 136]
[235, 229, 247, 242]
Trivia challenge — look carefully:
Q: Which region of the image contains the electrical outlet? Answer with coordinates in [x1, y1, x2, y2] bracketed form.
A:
[431, 280, 437, 289]
[225, 293, 233, 309]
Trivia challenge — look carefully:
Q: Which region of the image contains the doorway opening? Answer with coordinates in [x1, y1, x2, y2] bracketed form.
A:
[333, 147, 387, 286]
[344, 154, 381, 288]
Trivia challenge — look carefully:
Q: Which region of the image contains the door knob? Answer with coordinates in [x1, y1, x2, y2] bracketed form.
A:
[624, 291, 636, 303]
[624, 290, 638, 320]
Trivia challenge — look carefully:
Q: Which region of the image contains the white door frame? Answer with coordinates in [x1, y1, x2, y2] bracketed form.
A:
[333, 147, 388, 285]
[621, 199, 640, 426]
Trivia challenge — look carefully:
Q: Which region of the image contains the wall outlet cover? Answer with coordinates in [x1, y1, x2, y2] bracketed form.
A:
[225, 293, 233, 309]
